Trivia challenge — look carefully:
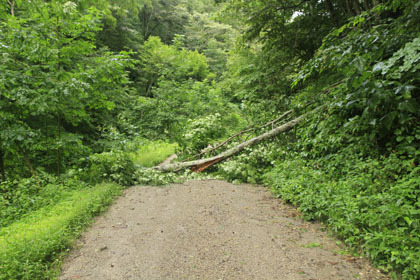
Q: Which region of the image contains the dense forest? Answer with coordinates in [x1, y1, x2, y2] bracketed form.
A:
[0, 0, 419, 279]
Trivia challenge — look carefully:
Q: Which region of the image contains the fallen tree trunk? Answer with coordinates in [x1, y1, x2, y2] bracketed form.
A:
[183, 110, 293, 162]
[155, 111, 309, 172]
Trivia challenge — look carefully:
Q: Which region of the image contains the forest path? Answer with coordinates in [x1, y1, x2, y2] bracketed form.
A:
[60, 180, 386, 280]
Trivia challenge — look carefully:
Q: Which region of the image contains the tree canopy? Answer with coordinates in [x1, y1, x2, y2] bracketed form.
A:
[1, 0, 419, 278]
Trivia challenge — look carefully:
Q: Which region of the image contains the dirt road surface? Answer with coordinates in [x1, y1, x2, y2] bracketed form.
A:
[60, 180, 387, 280]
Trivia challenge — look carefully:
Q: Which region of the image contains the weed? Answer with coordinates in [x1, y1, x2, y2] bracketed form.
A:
[130, 141, 178, 168]
[0, 183, 122, 280]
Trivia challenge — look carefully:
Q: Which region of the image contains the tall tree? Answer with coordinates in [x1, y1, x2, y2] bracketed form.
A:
[0, 0, 132, 177]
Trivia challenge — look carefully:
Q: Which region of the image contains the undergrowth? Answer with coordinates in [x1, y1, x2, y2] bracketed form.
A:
[130, 141, 178, 168]
[266, 154, 419, 278]
[0, 183, 123, 280]
[216, 145, 420, 279]
[0, 174, 89, 228]
[0, 140, 184, 279]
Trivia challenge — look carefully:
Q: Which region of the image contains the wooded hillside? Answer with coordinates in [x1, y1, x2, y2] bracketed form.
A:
[1, 0, 419, 279]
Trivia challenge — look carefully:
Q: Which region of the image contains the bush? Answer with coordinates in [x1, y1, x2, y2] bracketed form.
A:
[0, 183, 123, 280]
[180, 113, 227, 154]
[217, 142, 283, 184]
[134, 168, 183, 186]
[80, 151, 136, 186]
[134, 167, 220, 186]
[264, 155, 420, 279]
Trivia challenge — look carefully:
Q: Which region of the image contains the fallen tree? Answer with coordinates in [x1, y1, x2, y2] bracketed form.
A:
[154, 109, 315, 172]
[182, 110, 293, 162]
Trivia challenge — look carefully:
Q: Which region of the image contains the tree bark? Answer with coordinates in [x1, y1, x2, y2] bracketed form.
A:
[7, 0, 15, 16]
[352, 0, 362, 15]
[22, 151, 41, 188]
[372, 0, 380, 7]
[0, 149, 5, 182]
[155, 111, 310, 172]
[56, 114, 61, 176]
[183, 110, 293, 162]
[325, 0, 340, 26]
[344, 0, 355, 16]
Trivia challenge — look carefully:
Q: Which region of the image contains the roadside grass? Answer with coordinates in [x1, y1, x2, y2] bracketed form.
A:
[217, 144, 420, 279]
[0, 175, 89, 228]
[0, 183, 123, 280]
[130, 141, 178, 167]
[265, 157, 420, 279]
[0, 140, 180, 279]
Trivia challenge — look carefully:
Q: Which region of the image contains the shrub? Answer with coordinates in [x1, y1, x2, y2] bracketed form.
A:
[80, 151, 136, 186]
[180, 113, 227, 154]
[134, 168, 183, 186]
[217, 142, 283, 184]
[264, 156, 420, 279]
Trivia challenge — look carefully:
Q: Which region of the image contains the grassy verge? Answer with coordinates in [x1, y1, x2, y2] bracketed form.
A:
[216, 143, 420, 279]
[0, 183, 123, 280]
[0, 175, 89, 228]
[130, 141, 178, 167]
[264, 156, 420, 279]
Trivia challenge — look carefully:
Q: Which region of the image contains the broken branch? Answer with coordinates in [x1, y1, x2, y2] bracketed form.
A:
[155, 109, 314, 172]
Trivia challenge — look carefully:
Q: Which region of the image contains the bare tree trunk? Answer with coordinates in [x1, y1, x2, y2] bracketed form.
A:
[352, 0, 362, 15]
[21, 150, 41, 188]
[372, 0, 380, 7]
[155, 112, 310, 172]
[184, 110, 293, 162]
[7, 0, 15, 16]
[344, 0, 356, 16]
[0, 149, 5, 182]
[326, 0, 339, 26]
[56, 115, 62, 176]
[362, 0, 371, 10]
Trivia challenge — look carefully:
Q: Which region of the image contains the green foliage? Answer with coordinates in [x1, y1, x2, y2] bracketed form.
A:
[183, 11, 238, 76]
[138, 0, 189, 44]
[0, 174, 88, 228]
[292, 2, 420, 159]
[5, 0, 420, 278]
[0, 183, 122, 280]
[134, 167, 220, 186]
[135, 80, 223, 138]
[217, 138, 420, 278]
[0, 0, 133, 177]
[0, 1, 241, 278]
[0, 0, 231, 179]
[130, 141, 178, 167]
[134, 168, 183, 186]
[142, 36, 210, 84]
[217, 142, 283, 184]
[214, 1, 420, 278]
[80, 151, 136, 186]
[264, 155, 420, 279]
[129, 36, 231, 139]
[180, 113, 226, 154]
[218, 43, 295, 124]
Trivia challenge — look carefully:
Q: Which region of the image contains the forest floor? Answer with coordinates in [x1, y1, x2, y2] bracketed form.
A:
[60, 180, 388, 280]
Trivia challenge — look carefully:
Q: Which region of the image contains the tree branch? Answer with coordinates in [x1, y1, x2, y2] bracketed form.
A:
[7, 0, 15, 16]
[182, 110, 293, 162]
[155, 108, 320, 172]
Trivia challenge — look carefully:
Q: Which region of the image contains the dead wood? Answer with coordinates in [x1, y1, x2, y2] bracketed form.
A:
[154, 110, 310, 172]
[182, 110, 293, 162]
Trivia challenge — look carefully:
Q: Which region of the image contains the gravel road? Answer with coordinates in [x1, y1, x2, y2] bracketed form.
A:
[60, 180, 387, 280]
